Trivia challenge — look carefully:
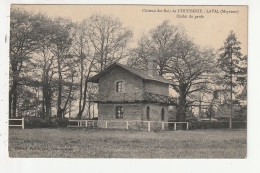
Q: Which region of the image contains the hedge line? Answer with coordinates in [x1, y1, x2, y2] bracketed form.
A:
[24, 117, 69, 128]
[188, 121, 246, 130]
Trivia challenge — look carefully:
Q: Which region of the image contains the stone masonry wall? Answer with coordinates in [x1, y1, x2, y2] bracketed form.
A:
[98, 103, 143, 129]
[98, 103, 168, 130]
[97, 65, 170, 130]
[144, 80, 169, 96]
[142, 104, 169, 130]
[98, 67, 144, 100]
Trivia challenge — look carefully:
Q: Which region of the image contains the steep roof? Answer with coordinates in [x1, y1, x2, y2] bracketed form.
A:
[88, 63, 173, 85]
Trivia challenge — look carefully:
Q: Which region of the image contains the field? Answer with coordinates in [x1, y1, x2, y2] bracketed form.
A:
[9, 128, 246, 158]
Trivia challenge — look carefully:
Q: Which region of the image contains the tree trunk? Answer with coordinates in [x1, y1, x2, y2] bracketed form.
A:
[229, 48, 233, 129]
[77, 74, 90, 119]
[78, 52, 84, 119]
[12, 81, 18, 118]
[88, 102, 91, 119]
[42, 84, 46, 118]
[57, 55, 63, 118]
[45, 94, 51, 120]
[9, 92, 13, 118]
[69, 99, 72, 119]
[176, 90, 187, 122]
[77, 110, 83, 120]
[57, 107, 63, 118]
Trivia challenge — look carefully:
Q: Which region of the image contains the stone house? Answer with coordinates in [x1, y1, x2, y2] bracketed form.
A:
[88, 61, 176, 130]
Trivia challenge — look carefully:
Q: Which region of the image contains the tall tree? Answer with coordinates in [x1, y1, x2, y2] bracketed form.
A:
[128, 20, 177, 76]
[25, 14, 57, 119]
[127, 35, 153, 70]
[71, 21, 96, 119]
[87, 15, 133, 72]
[217, 30, 247, 128]
[9, 8, 46, 117]
[48, 17, 75, 118]
[74, 15, 133, 119]
[168, 33, 215, 122]
[129, 22, 215, 122]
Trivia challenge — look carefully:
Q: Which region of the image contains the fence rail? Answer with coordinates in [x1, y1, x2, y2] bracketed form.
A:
[9, 118, 24, 129]
[164, 122, 189, 131]
[67, 119, 189, 131]
[67, 120, 98, 128]
[103, 120, 189, 131]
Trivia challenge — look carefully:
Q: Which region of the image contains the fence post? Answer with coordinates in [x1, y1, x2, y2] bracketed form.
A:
[126, 121, 129, 130]
[174, 122, 176, 131]
[148, 121, 150, 132]
[85, 120, 88, 127]
[22, 118, 24, 129]
[162, 122, 164, 131]
[186, 122, 189, 130]
[105, 121, 108, 129]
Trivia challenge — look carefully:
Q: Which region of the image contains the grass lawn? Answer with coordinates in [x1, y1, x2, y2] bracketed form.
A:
[9, 128, 246, 158]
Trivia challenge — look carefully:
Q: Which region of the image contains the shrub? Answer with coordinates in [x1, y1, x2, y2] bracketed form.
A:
[188, 121, 246, 130]
[24, 117, 69, 128]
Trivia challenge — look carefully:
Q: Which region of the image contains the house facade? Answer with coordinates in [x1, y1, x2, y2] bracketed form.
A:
[89, 61, 176, 130]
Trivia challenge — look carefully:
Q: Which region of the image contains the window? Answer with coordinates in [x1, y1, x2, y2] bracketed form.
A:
[116, 81, 123, 92]
[146, 106, 150, 120]
[115, 106, 123, 119]
[161, 108, 165, 121]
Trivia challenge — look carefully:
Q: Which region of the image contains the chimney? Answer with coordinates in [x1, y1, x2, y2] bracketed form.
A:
[147, 59, 157, 77]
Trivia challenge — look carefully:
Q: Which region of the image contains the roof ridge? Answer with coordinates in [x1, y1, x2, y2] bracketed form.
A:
[89, 62, 173, 85]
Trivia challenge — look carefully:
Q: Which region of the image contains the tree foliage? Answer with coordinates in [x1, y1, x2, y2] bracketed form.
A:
[128, 21, 177, 76]
[9, 8, 48, 117]
[9, 9, 133, 119]
[129, 21, 216, 121]
[86, 15, 133, 72]
[217, 30, 247, 91]
[217, 31, 247, 128]
[9, 9, 247, 123]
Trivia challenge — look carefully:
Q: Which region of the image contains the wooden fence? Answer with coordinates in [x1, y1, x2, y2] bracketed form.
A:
[67, 119, 189, 131]
[67, 120, 98, 128]
[164, 122, 189, 131]
[9, 118, 24, 129]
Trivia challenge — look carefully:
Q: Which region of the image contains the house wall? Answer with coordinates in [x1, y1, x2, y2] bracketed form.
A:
[98, 103, 143, 129]
[98, 67, 144, 101]
[142, 104, 169, 130]
[144, 80, 169, 96]
[98, 103, 168, 130]
[142, 104, 168, 122]
[97, 65, 170, 130]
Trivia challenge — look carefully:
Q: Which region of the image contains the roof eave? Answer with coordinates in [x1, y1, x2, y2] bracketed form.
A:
[145, 78, 174, 85]
[88, 62, 174, 85]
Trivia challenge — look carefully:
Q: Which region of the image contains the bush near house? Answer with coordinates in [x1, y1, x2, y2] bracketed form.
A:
[189, 121, 246, 130]
[23, 117, 69, 128]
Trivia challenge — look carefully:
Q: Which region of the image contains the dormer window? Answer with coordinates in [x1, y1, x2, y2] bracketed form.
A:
[116, 81, 124, 93]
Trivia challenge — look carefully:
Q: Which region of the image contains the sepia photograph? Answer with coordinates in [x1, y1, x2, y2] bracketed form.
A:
[7, 4, 247, 159]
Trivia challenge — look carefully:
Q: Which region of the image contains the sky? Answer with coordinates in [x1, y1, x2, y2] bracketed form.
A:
[12, 5, 248, 55]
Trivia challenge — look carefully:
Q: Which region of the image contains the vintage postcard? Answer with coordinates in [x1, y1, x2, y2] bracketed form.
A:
[8, 4, 247, 159]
